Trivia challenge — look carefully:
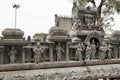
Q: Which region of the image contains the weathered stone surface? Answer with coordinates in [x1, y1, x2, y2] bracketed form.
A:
[0, 59, 120, 72]
[47, 26, 70, 42]
[0, 2, 119, 80]
[2, 28, 24, 38]
[0, 63, 120, 80]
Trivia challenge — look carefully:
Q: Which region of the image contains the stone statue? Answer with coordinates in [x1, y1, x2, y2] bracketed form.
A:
[41, 48, 46, 62]
[55, 14, 59, 26]
[56, 43, 64, 61]
[85, 16, 94, 29]
[75, 43, 83, 61]
[85, 43, 92, 60]
[72, 18, 81, 30]
[99, 43, 107, 60]
[91, 40, 96, 59]
[107, 44, 112, 60]
[8, 46, 17, 64]
[33, 42, 42, 63]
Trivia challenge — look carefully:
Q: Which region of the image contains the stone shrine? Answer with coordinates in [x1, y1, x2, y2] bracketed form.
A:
[0, 2, 120, 80]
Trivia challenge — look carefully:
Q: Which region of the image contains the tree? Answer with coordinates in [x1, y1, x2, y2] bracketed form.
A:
[33, 33, 48, 41]
[76, 0, 120, 32]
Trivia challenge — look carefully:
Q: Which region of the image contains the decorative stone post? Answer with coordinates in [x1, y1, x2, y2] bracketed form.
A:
[22, 47, 25, 63]
[49, 42, 53, 62]
[0, 46, 4, 64]
[113, 46, 119, 59]
[118, 46, 120, 58]
[66, 42, 70, 61]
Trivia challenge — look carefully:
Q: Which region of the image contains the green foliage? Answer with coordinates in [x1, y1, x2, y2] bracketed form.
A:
[78, 0, 96, 7]
[33, 33, 48, 39]
[78, 0, 90, 6]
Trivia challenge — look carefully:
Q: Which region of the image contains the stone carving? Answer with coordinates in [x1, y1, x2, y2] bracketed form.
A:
[91, 40, 96, 60]
[0, 46, 4, 64]
[85, 31, 103, 44]
[33, 42, 42, 63]
[56, 43, 64, 61]
[99, 43, 107, 60]
[42, 48, 47, 62]
[8, 46, 17, 64]
[0, 75, 4, 80]
[55, 14, 59, 26]
[75, 43, 83, 61]
[0, 3, 120, 80]
[51, 72, 62, 80]
[68, 71, 77, 80]
[85, 16, 94, 29]
[113, 45, 119, 59]
[26, 48, 32, 63]
[85, 43, 92, 60]
[13, 75, 25, 80]
[72, 18, 81, 30]
[63, 77, 67, 80]
[107, 44, 112, 60]
[34, 74, 44, 80]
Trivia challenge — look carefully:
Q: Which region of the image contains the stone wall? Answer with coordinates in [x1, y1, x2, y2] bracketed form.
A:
[57, 16, 72, 32]
[0, 60, 120, 80]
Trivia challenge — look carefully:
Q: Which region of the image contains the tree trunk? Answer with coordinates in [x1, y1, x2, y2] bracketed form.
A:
[97, 0, 106, 20]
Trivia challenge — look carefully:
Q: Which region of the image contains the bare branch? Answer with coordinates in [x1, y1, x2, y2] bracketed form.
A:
[90, 0, 96, 7]
[97, 0, 106, 18]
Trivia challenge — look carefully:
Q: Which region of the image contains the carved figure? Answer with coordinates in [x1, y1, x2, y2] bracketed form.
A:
[85, 43, 92, 60]
[33, 42, 42, 63]
[56, 43, 64, 61]
[75, 43, 83, 61]
[41, 48, 46, 62]
[8, 46, 17, 64]
[91, 40, 96, 59]
[85, 16, 94, 29]
[107, 44, 112, 60]
[99, 43, 107, 60]
[25, 48, 32, 63]
[34, 75, 44, 80]
[72, 18, 81, 30]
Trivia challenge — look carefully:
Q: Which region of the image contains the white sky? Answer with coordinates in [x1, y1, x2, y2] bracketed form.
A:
[0, 0, 119, 37]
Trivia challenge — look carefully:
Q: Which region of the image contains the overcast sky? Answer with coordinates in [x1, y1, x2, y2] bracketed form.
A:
[0, 0, 119, 37]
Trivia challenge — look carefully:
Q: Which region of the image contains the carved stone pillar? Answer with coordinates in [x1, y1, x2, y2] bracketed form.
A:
[118, 46, 120, 58]
[66, 42, 70, 61]
[0, 46, 4, 64]
[49, 43, 53, 62]
[22, 47, 25, 63]
[113, 46, 119, 59]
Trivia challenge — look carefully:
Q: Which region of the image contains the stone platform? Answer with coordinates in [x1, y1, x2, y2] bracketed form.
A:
[0, 59, 120, 80]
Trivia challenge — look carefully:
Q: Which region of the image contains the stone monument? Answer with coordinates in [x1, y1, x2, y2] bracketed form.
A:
[0, 2, 120, 80]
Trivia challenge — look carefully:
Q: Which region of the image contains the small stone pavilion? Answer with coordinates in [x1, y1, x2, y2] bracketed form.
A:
[0, 2, 120, 80]
[0, 28, 26, 64]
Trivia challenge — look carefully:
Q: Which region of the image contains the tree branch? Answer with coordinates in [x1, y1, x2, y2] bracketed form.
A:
[91, 0, 96, 7]
[97, 0, 106, 18]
